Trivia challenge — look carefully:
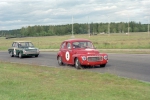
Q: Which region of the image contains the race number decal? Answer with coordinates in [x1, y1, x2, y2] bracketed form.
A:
[14, 48, 16, 55]
[65, 51, 70, 61]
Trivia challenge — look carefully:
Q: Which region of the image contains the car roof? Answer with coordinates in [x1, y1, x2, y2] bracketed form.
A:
[64, 39, 91, 43]
[13, 41, 31, 43]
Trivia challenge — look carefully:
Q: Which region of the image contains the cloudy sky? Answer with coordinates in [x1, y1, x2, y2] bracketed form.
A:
[0, 0, 150, 30]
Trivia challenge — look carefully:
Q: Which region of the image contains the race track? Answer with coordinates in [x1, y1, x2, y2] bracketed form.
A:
[0, 51, 150, 82]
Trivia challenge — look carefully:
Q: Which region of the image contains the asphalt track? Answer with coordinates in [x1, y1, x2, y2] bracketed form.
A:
[0, 51, 150, 82]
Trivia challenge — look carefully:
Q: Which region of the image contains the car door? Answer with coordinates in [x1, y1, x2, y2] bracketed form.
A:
[14, 42, 19, 56]
[65, 42, 73, 64]
[60, 42, 67, 63]
[12, 42, 17, 56]
[9, 42, 15, 54]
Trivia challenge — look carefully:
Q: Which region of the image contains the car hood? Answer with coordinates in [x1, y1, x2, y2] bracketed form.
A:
[74, 48, 100, 54]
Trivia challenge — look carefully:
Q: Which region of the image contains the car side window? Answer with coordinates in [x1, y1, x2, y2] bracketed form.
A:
[61, 42, 66, 49]
[15, 43, 19, 48]
[18, 43, 22, 48]
[67, 42, 71, 49]
[12, 42, 16, 47]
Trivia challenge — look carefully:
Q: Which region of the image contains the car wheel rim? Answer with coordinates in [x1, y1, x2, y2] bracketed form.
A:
[19, 53, 21, 58]
[75, 59, 78, 67]
[58, 57, 62, 64]
[58, 56, 63, 65]
[10, 52, 12, 56]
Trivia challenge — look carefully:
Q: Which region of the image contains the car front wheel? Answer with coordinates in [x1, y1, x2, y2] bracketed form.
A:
[100, 64, 106, 67]
[75, 58, 81, 69]
[35, 55, 38, 57]
[58, 56, 63, 66]
[18, 52, 22, 58]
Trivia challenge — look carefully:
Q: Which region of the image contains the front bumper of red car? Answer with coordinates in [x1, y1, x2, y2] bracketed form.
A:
[78, 55, 108, 66]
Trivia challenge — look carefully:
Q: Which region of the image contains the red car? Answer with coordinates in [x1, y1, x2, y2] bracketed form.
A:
[57, 39, 108, 69]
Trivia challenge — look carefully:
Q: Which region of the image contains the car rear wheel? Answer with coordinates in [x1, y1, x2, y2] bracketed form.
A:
[75, 58, 81, 69]
[58, 56, 63, 66]
[10, 51, 14, 57]
[18, 52, 22, 58]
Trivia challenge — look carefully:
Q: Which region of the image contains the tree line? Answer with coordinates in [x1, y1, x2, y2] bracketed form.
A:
[0, 21, 149, 37]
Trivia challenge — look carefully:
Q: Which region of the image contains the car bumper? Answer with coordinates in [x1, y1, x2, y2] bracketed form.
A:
[80, 60, 108, 66]
[22, 51, 39, 56]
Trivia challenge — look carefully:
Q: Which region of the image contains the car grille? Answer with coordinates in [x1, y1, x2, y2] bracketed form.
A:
[87, 56, 103, 62]
[26, 49, 37, 52]
[25, 49, 38, 54]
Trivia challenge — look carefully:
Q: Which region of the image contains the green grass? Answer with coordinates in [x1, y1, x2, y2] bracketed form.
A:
[0, 32, 150, 51]
[0, 61, 150, 100]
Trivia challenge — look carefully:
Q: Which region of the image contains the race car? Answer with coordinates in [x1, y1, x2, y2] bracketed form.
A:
[57, 39, 108, 69]
[8, 41, 40, 58]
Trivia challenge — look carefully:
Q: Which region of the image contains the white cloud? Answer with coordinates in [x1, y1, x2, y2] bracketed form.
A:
[0, 0, 150, 30]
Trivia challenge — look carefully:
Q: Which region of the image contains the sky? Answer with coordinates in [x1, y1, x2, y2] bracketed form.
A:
[0, 0, 150, 30]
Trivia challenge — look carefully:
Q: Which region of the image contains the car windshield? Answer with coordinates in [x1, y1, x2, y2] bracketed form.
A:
[19, 42, 34, 48]
[73, 41, 94, 49]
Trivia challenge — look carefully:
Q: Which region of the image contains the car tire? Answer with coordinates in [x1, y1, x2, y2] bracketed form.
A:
[10, 51, 14, 57]
[75, 58, 81, 69]
[58, 56, 63, 66]
[18, 52, 22, 58]
[35, 55, 38, 57]
[100, 64, 106, 67]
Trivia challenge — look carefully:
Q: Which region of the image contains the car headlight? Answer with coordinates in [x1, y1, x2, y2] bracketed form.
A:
[104, 55, 108, 60]
[81, 56, 87, 61]
[23, 49, 26, 54]
[37, 49, 40, 53]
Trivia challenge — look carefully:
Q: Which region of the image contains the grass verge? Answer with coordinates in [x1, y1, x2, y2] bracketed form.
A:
[0, 61, 150, 100]
[0, 32, 150, 51]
